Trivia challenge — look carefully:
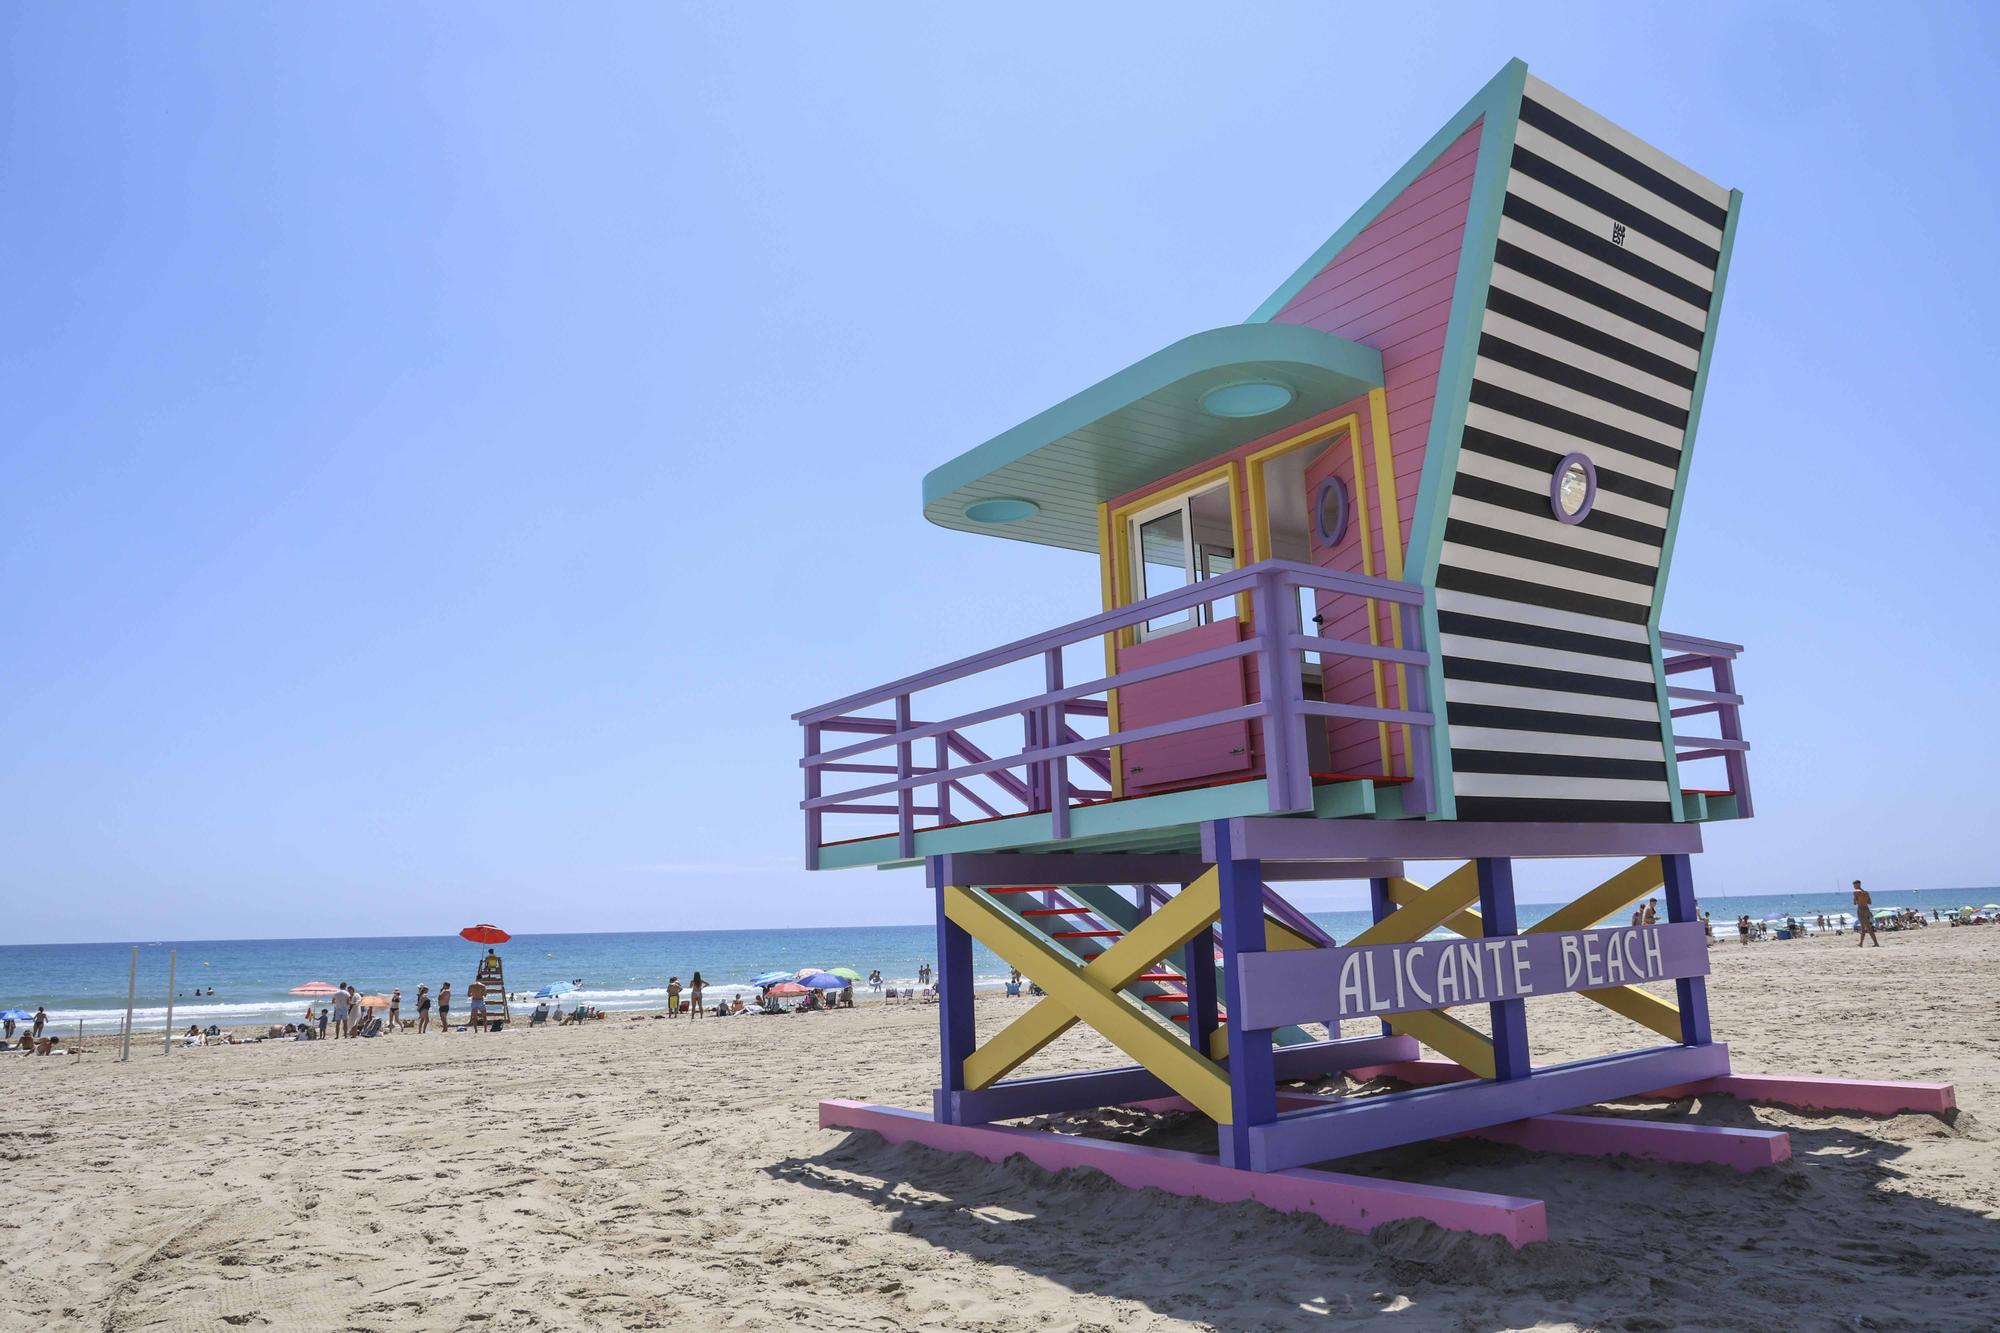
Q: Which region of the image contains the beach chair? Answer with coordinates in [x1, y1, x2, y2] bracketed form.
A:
[529, 1006, 549, 1026]
[1003, 981, 1021, 997]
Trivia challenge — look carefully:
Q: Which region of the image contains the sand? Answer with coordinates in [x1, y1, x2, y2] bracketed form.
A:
[3, 924, 1997, 1332]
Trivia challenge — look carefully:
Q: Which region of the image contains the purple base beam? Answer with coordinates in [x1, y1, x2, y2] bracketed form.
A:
[819, 1099, 1548, 1246]
[1448, 1112, 1789, 1172]
[1129, 1093, 1790, 1174]
[943, 1033, 1419, 1124]
[1353, 1060, 1958, 1118]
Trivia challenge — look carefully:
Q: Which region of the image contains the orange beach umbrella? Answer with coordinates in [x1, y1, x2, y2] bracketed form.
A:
[460, 924, 511, 945]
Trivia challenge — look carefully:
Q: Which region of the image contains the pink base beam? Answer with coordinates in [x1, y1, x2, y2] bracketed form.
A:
[1648, 1073, 1957, 1117]
[819, 1099, 1548, 1247]
[1348, 1059, 1956, 1117]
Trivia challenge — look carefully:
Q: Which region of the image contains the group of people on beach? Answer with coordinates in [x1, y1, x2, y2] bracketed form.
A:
[4, 1006, 53, 1054]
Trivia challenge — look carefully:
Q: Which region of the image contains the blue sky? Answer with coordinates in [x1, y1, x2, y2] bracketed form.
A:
[4, 5, 1997, 944]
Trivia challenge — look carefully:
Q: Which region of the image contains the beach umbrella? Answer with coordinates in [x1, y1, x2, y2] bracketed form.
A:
[460, 924, 511, 945]
[1983, 904, 2000, 914]
[799, 972, 848, 990]
[767, 982, 808, 997]
[749, 971, 792, 988]
[794, 967, 823, 979]
[827, 967, 864, 981]
[0, 1010, 31, 1022]
[355, 995, 392, 1009]
[534, 982, 575, 998]
[289, 982, 340, 996]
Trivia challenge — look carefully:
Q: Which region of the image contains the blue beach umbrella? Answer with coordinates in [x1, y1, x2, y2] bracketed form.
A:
[799, 973, 848, 990]
[534, 983, 575, 998]
[0, 1010, 31, 1022]
[749, 971, 793, 988]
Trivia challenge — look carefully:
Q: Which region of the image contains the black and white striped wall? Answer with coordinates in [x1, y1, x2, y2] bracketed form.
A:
[1436, 75, 1731, 822]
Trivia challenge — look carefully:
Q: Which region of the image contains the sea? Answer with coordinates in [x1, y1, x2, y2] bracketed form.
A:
[3, 886, 1988, 1037]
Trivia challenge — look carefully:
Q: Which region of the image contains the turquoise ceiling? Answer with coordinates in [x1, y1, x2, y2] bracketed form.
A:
[922, 323, 1384, 553]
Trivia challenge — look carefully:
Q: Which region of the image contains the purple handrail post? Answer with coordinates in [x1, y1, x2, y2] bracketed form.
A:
[935, 735, 954, 826]
[1711, 655, 1753, 818]
[804, 721, 823, 870]
[1399, 600, 1436, 816]
[896, 695, 915, 859]
[1251, 569, 1312, 814]
[1044, 648, 1070, 841]
[1021, 710, 1044, 812]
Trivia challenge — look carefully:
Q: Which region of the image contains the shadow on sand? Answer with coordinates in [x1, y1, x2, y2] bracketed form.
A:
[766, 1095, 1997, 1331]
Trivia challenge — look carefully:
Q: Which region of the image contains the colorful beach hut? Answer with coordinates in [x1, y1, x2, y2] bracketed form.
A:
[794, 59, 1952, 1242]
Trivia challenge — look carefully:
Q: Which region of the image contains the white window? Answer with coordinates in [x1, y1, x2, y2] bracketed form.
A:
[1128, 482, 1236, 639]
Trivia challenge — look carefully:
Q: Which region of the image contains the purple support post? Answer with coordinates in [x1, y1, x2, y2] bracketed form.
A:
[803, 721, 823, 871]
[931, 858, 977, 1125]
[895, 695, 915, 860]
[1712, 656, 1753, 817]
[1398, 601, 1435, 816]
[1368, 875, 1394, 1037]
[934, 735, 953, 826]
[1044, 649, 1069, 841]
[1182, 916, 1218, 1055]
[1251, 571, 1312, 814]
[1661, 853, 1712, 1046]
[1476, 858, 1531, 1081]
[1215, 822, 1276, 1167]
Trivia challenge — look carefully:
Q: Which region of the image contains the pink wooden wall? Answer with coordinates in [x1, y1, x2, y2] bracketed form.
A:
[1270, 121, 1483, 561]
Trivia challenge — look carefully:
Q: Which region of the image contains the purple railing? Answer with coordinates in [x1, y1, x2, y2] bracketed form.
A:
[1660, 630, 1753, 819]
[795, 560, 1434, 867]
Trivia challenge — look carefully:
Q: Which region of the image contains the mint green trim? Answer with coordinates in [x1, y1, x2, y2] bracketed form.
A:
[1398, 59, 1530, 820]
[813, 775, 1400, 870]
[1246, 59, 1530, 324]
[921, 322, 1384, 553]
[1649, 190, 1741, 819]
[1650, 622, 1685, 817]
[1650, 188, 1744, 627]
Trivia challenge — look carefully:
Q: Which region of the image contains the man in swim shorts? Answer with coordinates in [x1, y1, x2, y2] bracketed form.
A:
[1853, 880, 1880, 948]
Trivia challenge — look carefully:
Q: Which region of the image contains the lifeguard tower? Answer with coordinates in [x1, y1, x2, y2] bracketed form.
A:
[795, 60, 1952, 1243]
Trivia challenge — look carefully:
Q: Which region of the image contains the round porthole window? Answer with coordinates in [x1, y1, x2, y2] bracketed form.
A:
[1313, 477, 1350, 547]
[1551, 452, 1597, 524]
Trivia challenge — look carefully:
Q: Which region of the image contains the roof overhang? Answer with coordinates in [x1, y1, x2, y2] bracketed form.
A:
[922, 323, 1384, 553]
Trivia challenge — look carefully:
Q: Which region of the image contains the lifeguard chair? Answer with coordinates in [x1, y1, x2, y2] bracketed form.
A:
[795, 60, 1952, 1243]
[472, 950, 509, 1029]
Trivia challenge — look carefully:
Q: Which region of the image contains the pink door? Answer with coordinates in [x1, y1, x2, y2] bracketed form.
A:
[1303, 445, 1393, 777]
[1116, 618, 1252, 794]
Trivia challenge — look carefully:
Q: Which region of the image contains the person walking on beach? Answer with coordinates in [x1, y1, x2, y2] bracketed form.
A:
[867, 969, 882, 993]
[437, 981, 452, 1031]
[415, 985, 431, 1034]
[1737, 914, 1750, 946]
[917, 963, 931, 988]
[468, 983, 487, 1033]
[1853, 880, 1880, 947]
[331, 985, 351, 1039]
[387, 989, 402, 1030]
[688, 972, 705, 1019]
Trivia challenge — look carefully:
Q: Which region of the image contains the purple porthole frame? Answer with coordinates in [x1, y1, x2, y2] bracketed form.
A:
[1551, 451, 1598, 524]
[1313, 477, 1350, 547]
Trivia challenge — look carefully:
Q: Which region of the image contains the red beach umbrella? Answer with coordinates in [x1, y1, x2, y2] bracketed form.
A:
[460, 924, 511, 945]
[768, 982, 809, 997]
[289, 982, 340, 996]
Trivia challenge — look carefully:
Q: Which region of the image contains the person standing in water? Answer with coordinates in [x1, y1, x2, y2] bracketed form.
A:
[1853, 880, 1880, 947]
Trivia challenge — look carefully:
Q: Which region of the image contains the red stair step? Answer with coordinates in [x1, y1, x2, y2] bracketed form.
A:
[1053, 930, 1122, 939]
[1020, 907, 1089, 917]
[1140, 992, 1190, 1004]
